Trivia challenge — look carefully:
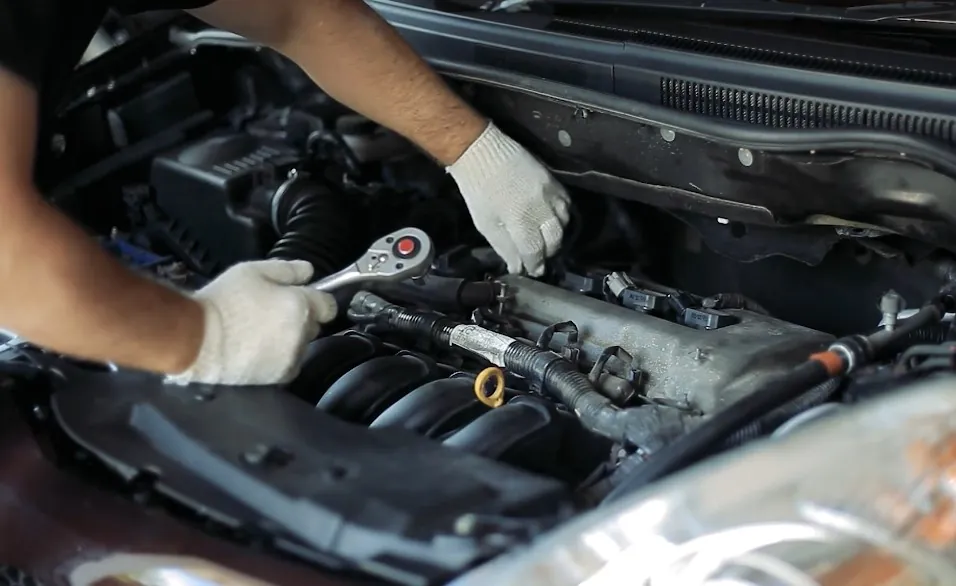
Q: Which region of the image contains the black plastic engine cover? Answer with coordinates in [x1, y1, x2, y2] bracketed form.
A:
[46, 364, 572, 585]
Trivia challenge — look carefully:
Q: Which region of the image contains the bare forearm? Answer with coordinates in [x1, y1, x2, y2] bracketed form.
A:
[195, 0, 487, 165]
[282, 0, 487, 164]
[0, 186, 203, 373]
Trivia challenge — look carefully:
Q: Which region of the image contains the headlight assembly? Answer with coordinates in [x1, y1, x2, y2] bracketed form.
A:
[453, 376, 956, 586]
[70, 554, 278, 586]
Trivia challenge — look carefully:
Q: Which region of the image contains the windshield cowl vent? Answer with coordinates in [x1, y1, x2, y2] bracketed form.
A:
[555, 19, 956, 88]
[660, 77, 956, 145]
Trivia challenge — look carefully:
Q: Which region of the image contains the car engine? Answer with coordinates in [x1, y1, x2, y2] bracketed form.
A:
[12, 15, 956, 586]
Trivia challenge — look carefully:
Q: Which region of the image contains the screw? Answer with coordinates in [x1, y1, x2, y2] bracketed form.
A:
[660, 128, 676, 142]
[495, 282, 512, 315]
[738, 148, 754, 167]
[496, 282, 511, 303]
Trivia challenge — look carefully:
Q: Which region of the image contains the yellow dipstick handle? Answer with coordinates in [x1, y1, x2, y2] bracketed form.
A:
[474, 367, 506, 408]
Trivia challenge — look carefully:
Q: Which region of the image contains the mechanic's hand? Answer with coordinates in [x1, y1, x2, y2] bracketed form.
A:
[448, 122, 570, 276]
[166, 259, 337, 386]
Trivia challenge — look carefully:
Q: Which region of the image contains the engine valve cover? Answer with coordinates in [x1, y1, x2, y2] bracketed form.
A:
[500, 276, 834, 413]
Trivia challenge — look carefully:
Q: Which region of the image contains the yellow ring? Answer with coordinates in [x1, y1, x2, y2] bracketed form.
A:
[474, 367, 506, 408]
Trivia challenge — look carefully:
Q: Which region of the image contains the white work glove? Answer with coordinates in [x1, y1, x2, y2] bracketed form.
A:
[448, 122, 570, 277]
[167, 259, 337, 386]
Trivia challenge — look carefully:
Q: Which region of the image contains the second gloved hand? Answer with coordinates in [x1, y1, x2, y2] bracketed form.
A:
[167, 259, 337, 386]
[448, 122, 570, 277]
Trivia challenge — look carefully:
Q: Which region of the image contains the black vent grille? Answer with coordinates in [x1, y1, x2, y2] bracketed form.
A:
[555, 19, 956, 88]
[660, 77, 956, 144]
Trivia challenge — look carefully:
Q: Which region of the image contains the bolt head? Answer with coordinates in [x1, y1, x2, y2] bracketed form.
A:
[880, 290, 904, 313]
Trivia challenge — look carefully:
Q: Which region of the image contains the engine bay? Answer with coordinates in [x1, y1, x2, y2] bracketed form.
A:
[10, 14, 956, 586]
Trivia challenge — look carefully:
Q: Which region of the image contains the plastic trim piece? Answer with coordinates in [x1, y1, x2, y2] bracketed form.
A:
[433, 58, 956, 177]
[47, 365, 571, 585]
[365, 0, 956, 176]
[170, 7, 956, 176]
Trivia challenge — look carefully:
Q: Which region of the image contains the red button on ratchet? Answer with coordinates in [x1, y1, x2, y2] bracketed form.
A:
[393, 236, 420, 259]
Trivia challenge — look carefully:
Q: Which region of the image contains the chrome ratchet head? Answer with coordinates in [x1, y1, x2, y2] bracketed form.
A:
[310, 227, 435, 292]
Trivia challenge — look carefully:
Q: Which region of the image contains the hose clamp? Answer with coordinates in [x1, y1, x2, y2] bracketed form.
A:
[827, 341, 856, 374]
[270, 170, 307, 231]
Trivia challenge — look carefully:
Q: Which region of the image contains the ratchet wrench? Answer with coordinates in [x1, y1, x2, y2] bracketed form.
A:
[310, 227, 435, 292]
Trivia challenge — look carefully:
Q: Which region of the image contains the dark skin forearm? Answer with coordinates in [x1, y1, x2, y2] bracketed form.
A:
[0, 72, 203, 374]
[192, 0, 488, 165]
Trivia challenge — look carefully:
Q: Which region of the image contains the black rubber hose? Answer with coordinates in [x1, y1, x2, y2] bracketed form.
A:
[604, 359, 834, 504]
[350, 294, 681, 446]
[268, 177, 365, 278]
[361, 297, 627, 440]
[351, 292, 458, 344]
[501, 341, 689, 449]
[375, 276, 497, 312]
[869, 302, 946, 358]
[502, 343, 622, 436]
[880, 323, 951, 358]
[900, 323, 951, 345]
[724, 378, 840, 447]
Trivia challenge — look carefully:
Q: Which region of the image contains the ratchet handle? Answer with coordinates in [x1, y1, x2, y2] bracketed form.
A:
[310, 227, 435, 292]
[309, 265, 364, 293]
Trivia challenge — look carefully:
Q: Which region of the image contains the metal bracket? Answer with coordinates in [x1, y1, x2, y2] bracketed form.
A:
[536, 321, 581, 364]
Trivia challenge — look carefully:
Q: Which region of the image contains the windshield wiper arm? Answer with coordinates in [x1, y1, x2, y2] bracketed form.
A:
[484, 0, 956, 23]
